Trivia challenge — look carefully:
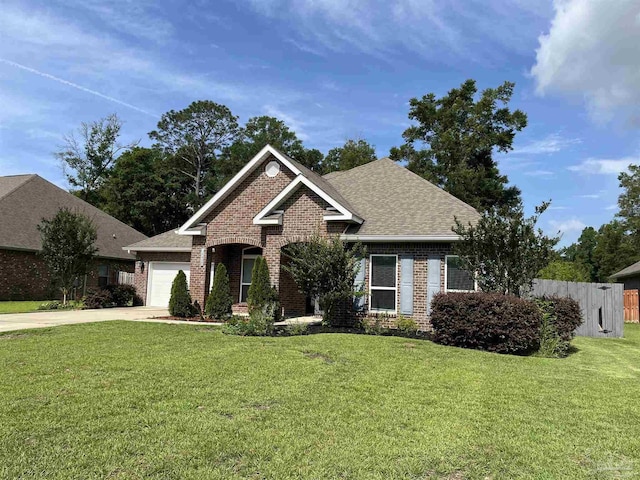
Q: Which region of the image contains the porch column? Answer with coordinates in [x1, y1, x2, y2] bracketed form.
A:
[189, 236, 210, 309]
[263, 237, 281, 289]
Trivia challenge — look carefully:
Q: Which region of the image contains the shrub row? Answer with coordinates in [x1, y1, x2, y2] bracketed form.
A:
[430, 292, 582, 356]
[84, 284, 137, 309]
[430, 292, 542, 354]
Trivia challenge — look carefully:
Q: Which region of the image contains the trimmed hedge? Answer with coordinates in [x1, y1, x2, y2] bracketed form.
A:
[169, 270, 194, 318]
[105, 284, 136, 307]
[430, 292, 542, 354]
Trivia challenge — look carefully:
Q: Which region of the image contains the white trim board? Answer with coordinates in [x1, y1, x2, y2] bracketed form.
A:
[253, 175, 363, 225]
[179, 145, 303, 234]
[341, 235, 461, 242]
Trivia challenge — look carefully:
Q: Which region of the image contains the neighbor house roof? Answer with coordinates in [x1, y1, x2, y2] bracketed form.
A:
[610, 260, 640, 280]
[124, 229, 192, 253]
[0, 174, 147, 260]
[324, 158, 480, 239]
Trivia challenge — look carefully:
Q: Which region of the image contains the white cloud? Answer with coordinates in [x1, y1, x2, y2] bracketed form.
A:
[512, 133, 581, 155]
[605, 204, 618, 211]
[242, 0, 549, 61]
[548, 205, 568, 210]
[577, 194, 601, 199]
[549, 218, 587, 234]
[568, 158, 636, 175]
[524, 169, 554, 176]
[531, 0, 640, 124]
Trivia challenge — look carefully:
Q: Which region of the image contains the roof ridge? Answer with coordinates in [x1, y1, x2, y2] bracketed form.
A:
[0, 174, 38, 202]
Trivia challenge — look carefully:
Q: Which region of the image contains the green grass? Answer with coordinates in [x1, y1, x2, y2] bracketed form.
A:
[0, 300, 49, 314]
[1, 323, 639, 479]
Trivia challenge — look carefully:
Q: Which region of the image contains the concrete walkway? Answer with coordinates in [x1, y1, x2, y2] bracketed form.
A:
[0, 307, 174, 333]
[0, 308, 320, 333]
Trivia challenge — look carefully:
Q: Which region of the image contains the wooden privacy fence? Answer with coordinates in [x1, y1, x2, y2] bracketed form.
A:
[530, 279, 623, 338]
[623, 289, 639, 323]
[117, 271, 135, 286]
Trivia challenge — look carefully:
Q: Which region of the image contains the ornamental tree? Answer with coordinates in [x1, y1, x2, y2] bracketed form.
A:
[168, 270, 193, 317]
[37, 208, 98, 304]
[205, 263, 233, 320]
[453, 202, 559, 297]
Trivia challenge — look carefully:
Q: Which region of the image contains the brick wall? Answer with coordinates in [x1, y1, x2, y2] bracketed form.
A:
[0, 248, 135, 301]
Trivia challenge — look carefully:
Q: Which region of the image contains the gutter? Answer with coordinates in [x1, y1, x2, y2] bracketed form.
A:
[339, 234, 461, 242]
[122, 246, 193, 253]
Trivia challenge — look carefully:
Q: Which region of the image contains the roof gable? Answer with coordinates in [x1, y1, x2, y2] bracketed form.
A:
[179, 144, 361, 234]
[0, 174, 147, 260]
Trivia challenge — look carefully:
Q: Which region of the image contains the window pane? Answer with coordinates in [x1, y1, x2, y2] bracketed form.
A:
[242, 258, 256, 284]
[371, 290, 395, 311]
[241, 284, 250, 303]
[447, 256, 474, 291]
[371, 256, 396, 288]
[98, 265, 108, 277]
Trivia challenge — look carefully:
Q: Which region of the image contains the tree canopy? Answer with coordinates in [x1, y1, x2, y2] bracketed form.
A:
[56, 113, 136, 204]
[149, 100, 240, 207]
[321, 139, 377, 174]
[390, 79, 526, 211]
[37, 208, 98, 304]
[453, 202, 559, 296]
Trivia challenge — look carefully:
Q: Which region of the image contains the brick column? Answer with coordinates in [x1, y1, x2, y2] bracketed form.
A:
[263, 236, 281, 289]
[189, 236, 209, 308]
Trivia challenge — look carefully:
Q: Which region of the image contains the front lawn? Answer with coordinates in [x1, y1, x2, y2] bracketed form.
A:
[1, 323, 639, 479]
[0, 300, 49, 314]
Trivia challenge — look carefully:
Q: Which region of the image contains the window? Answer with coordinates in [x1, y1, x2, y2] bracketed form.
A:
[369, 255, 397, 313]
[445, 255, 475, 292]
[240, 247, 262, 302]
[98, 264, 109, 288]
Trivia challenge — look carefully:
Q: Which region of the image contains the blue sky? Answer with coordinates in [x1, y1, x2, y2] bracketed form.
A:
[1, 0, 639, 245]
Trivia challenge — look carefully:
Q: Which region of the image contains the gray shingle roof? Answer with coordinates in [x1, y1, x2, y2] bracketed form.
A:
[610, 260, 640, 279]
[125, 229, 192, 251]
[0, 174, 147, 260]
[323, 158, 480, 236]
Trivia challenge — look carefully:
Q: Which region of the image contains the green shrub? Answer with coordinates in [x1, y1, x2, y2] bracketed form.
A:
[534, 296, 582, 357]
[168, 270, 194, 318]
[286, 322, 309, 336]
[105, 284, 136, 307]
[38, 300, 62, 310]
[430, 292, 542, 355]
[247, 257, 271, 311]
[205, 264, 233, 320]
[395, 315, 419, 335]
[84, 289, 114, 309]
[222, 306, 276, 336]
[360, 315, 387, 335]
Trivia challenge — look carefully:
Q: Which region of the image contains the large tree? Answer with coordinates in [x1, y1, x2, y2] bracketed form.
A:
[37, 208, 98, 304]
[453, 202, 559, 296]
[100, 147, 192, 236]
[56, 113, 136, 204]
[562, 227, 598, 282]
[617, 164, 640, 247]
[592, 220, 638, 281]
[390, 79, 526, 211]
[149, 101, 240, 206]
[321, 138, 377, 174]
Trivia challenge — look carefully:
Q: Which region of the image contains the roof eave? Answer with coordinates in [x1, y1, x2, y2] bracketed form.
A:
[340, 234, 461, 242]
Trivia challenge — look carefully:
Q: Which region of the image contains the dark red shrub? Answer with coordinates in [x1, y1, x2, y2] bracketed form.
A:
[430, 292, 542, 354]
[534, 296, 582, 341]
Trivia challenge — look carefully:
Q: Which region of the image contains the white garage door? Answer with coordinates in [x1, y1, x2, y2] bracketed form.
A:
[147, 262, 190, 307]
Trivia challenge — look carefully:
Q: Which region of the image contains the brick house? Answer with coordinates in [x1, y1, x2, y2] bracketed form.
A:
[0, 174, 147, 300]
[125, 145, 480, 328]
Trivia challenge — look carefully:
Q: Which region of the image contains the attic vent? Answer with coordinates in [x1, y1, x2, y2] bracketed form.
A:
[265, 160, 280, 177]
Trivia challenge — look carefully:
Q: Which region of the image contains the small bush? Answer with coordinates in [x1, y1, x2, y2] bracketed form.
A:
[222, 306, 276, 337]
[430, 292, 542, 354]
[205, 264, 233, 320]
[38, 300, 62, 310]
[169, 270, 194, 318]
[360, 315, 387, 335]
[247, 257, 271, 312]
[286, 322, 309, 336]
[105, 284, 137, 307]
[395, 315, 419, 335]
[534, 296, 582, 357]
[84, 289, 114, 309]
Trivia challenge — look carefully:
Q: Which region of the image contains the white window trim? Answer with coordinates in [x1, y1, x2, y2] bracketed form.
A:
[239, 247, 262, 303]
[368, 254, 398, 314]
[444, 255, 477, 293]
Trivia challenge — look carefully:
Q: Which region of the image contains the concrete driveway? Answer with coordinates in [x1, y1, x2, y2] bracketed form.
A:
[0, 306, 173, 333]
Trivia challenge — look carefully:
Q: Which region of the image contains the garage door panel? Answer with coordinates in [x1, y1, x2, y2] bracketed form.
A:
[148, 263, 190, 307]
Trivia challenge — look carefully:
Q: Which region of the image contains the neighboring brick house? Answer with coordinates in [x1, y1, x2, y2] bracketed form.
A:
[0, 174, 147, 301]
[125, 145, 480, 328]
